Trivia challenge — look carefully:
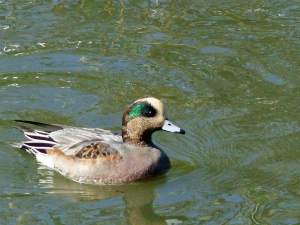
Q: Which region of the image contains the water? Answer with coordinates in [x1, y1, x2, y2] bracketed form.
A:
[1, 0, 300, 224]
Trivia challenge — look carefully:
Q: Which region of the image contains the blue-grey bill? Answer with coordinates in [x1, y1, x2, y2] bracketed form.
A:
[162, 119, 185, 134]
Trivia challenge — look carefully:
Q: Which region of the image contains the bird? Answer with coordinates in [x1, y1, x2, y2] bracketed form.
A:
[14, 97, 185, 184]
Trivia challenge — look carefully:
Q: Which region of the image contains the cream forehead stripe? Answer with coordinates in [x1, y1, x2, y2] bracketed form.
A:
[134, 97, 164, 114]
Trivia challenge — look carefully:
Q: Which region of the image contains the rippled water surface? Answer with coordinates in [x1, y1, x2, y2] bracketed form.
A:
[1, 0, 300, 224]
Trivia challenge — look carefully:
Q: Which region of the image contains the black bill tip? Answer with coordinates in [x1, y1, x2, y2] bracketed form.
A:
[176, 129, 185, 135]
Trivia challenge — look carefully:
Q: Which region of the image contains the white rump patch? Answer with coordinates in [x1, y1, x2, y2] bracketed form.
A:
[36, 153, 54, 169]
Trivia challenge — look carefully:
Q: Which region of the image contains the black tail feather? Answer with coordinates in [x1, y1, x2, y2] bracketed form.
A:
[14, 120, 60, 156]
[14, 125, 34, 133]
[14, 120, 63, 131]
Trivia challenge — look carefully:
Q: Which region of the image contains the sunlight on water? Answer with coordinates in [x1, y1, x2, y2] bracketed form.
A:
[1, 0, 300, 224]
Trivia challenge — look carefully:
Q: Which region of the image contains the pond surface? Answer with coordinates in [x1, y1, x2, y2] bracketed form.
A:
[1, 0, 300, 224]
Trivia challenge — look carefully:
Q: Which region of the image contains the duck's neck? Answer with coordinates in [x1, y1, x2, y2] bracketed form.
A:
[122, 127, 154, 147]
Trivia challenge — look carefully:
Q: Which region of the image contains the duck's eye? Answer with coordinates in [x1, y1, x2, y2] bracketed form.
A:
[142, 104, 157, 118]
[128, 102, 157, 119]
[145, 109, 155, 117]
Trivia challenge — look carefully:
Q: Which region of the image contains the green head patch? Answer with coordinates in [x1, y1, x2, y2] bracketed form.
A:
[127, 102, 157, 119]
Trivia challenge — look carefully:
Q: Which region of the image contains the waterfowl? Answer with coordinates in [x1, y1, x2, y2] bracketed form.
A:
[14, 97, 185, 184]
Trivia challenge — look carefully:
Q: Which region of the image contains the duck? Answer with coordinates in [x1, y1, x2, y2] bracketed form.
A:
[14, 97, 185, 184]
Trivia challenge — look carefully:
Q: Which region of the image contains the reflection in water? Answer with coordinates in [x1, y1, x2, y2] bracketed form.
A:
[37, 166, 186, 225]
[1, 0, 300, 223]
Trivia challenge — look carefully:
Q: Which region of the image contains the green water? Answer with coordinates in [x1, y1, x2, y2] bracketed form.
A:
[1, 0, 300, 224]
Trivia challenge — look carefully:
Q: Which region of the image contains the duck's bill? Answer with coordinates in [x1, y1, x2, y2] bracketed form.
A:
[162, 119, 185, 134]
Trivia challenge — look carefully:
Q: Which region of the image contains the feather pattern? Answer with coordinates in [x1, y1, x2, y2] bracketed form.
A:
[15, 121, 122, 159]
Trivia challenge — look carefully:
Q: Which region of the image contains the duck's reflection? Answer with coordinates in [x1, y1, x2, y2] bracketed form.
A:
[37, 166, 186, 225]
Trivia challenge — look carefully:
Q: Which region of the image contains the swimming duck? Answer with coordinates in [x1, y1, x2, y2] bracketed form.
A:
[14, 97, 185, 184]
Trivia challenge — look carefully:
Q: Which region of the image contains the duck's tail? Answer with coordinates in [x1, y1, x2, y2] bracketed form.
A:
[13, 120, 59, 156]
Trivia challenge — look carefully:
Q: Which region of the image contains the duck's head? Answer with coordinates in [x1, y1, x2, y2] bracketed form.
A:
[122, 97, 185, 146]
